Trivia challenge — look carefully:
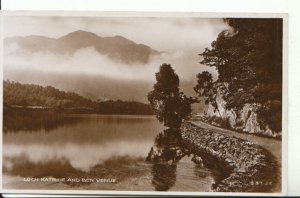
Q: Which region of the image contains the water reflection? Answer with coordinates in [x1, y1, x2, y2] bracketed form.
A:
[3, 112, 165, 189]
[4, 154, 147, 187]
[147, 129, 206, 191]
[3, 108, 83, 133]
[3, 112, 216, 191]
[152, 163, 177, 191]
[147, 129, 184, 163]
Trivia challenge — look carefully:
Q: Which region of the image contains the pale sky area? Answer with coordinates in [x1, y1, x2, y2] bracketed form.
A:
[3, 16, 228, 52]
[3, 16, 229, 92]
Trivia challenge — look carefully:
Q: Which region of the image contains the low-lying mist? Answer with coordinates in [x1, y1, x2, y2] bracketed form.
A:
[4, 44, 217, 102]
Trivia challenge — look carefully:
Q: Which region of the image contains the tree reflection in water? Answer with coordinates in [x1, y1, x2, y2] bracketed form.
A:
[152, 163, 177, 191]
[146, 129, 191, 191]
[3, 108, 82, 133]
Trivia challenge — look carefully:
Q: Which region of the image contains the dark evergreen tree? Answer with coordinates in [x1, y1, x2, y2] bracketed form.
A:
[148, 63, 196, 129]
[194, 71, 221, 116]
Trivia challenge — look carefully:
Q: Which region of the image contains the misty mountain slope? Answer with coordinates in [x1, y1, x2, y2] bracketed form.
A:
[4, 69, 153, 102]
[5, 35, 57, 52]
[3, 80, 154, 115]
[3, 81, 153, 115]
[4, 30, 209, 113]
[5, 69, 200, 103]
[4, 30, 159, 64]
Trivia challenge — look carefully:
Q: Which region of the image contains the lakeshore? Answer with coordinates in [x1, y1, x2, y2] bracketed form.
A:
[180, 122, 281, 192]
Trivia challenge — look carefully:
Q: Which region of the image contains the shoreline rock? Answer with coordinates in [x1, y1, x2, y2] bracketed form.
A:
[180, 122, 280, 192]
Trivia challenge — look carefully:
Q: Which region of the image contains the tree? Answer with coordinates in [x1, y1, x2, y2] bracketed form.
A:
[198, 18, 282, 132]
[148, 63, 196, 129]
[194, 71, 221, 116]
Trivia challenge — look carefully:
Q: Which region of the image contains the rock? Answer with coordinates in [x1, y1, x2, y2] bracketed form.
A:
[180, 122, 279, 192]
[191, 155, 203, 164]
[202, 84, 281, 138]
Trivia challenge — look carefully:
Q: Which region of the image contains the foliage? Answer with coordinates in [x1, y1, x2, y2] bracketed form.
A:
[3, 80, 154, 115]
[97, 100, 153, 115]
[197, 18, 282, 132]
[148, 63, 196, 129]
[194, 71, 221, 116]
[206, 115, 231, 129]
[194, 71, 214, 105]
[256, 100, 282, 132]
[3, 80, 96, 108]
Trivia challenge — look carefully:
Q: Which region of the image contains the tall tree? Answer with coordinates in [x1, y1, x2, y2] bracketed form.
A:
[148, 63, 195, 129]
[198, 18, 282, 132]
[194, 71, 221, 116]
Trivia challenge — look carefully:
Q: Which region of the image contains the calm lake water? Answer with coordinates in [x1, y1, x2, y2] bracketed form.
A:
[3, 110, 218, 191]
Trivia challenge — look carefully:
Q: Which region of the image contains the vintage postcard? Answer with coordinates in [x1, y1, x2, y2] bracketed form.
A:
[0, 12, 287, 196]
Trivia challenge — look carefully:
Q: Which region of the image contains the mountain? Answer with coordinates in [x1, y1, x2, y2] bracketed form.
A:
[4, 30, 159, 64]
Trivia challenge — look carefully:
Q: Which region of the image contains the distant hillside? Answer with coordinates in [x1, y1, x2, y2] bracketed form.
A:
[3, 80, 153, 115]
[3, 80, 96, 108]
[97, 100, 153, 115]
[4, 30, 159, 64]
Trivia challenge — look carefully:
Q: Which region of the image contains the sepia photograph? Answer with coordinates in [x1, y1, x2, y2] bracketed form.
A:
[1, 12, 286, 195]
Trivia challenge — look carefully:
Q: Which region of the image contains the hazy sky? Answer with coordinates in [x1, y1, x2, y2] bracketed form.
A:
[4, 16, 229, 86]
[3, 16, 230, 101]
[4, 16, 228, 52]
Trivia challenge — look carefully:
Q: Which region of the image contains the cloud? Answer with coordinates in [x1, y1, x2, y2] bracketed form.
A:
[4, 45, 218, 82]
[4, 140, 154, 171]
[3, 16, 222, 101]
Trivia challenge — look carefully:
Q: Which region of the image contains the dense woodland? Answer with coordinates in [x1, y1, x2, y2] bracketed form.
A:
[3, 80, 153, 115]
[4, 80, 95, 108]
[195, 18, 282, 132]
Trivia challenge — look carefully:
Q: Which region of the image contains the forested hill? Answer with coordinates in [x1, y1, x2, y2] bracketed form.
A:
[3, 80, 153, 115]
[4, 80, 96, 108]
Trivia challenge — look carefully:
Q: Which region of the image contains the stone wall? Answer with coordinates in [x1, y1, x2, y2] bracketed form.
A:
[180, 122, 280, 192]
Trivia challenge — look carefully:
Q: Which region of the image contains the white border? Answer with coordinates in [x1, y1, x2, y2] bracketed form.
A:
[0, 0, 294, 13]
[0, 8, 4, 197]
[0, 11, 289, 196]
